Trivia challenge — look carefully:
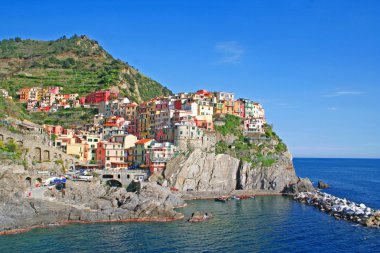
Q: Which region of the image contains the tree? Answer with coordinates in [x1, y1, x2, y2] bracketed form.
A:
[15, 37, 22, 42]
[6, 140, 18, 152]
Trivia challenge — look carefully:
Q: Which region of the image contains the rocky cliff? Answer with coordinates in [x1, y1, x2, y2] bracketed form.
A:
[164, 149, 240, 192]
[165, 149, 312, 194]
[164, 127, 313, 194]
[0, 163, 184, 233]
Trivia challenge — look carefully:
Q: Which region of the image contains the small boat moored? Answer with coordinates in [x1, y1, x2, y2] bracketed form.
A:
[215, 196, 230, 202]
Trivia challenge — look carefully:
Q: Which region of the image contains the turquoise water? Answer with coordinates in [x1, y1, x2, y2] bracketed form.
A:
[0, 158, 379, 252]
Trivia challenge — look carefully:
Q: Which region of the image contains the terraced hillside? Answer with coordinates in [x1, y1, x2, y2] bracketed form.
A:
[0, 35, 172, 102]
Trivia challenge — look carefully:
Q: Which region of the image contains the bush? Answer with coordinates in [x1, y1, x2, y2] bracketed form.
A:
[215, 141, 228, 154]
[6, 140, 18, 152]
[214, 114, 242, 136]
[275, 142, 287, 153]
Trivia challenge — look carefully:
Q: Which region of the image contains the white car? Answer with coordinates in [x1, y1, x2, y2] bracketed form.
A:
[77, 175, 93, 182]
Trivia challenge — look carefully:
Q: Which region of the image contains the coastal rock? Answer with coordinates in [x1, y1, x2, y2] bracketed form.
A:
[165, 148, 312, 194]
[165, 149, 240, 192]
[238, 152, 305, 193]
[294, 191, 380, 228]
[0, 164, 185, 233]
[318, 181, 330, 189]
[188, 211, 213, 222]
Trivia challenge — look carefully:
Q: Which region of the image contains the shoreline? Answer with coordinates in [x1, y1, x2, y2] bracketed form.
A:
[0, 192, 286, 236]
[0, 215, 185, 236]
[178, 190, 285, 200]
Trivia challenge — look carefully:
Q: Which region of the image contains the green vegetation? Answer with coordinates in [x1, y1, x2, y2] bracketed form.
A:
[214, 114, 243, 137]
[0, 35, 173, 125]
[263, 124, 288, 153]
[215, 122, 289, 168]
[0, 139, 22, 161]
[215, 141, 228, 154]
[29, 107, 98, 127]
[0, 96, 30, 120]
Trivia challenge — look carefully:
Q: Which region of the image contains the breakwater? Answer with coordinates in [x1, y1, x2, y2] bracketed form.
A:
[294, 191, 380, 227]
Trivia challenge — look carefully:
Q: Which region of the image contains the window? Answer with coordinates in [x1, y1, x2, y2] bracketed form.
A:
[107, 157, 110, 160]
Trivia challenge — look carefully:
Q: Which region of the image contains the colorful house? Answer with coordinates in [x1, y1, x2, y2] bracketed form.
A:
[97, 141, 124, 169]
[134, 139, 155, 166]
[194, 115, 214, 131]
[85, 90, 118, 104]
[146, 142, 177, 173]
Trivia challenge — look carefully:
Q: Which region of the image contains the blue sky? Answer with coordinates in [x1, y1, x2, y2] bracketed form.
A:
[1, 0, 379, 158]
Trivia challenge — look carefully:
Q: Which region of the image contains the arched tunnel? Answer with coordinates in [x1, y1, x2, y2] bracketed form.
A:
[105, 179, 123, 188]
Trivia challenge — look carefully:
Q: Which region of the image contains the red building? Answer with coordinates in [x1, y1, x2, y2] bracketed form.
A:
[174, 100, 182, 110]
[196, 89, 212, 97]
[85, 90, 118, 104]
[79, 97, 86, 105]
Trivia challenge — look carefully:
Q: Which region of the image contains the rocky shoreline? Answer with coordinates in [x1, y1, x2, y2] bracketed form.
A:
[294, 191, 380, 227]
[0, 216, 184, 236]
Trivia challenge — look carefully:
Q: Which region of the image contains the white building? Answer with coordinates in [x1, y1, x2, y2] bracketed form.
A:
[216, 91, 235, 101]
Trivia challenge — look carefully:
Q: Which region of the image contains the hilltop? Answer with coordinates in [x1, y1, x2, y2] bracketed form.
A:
[0, 35, 172, 102]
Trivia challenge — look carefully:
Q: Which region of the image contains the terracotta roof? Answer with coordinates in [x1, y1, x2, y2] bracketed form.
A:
[135, 139, 153, 144]
[103, 123, 118, 127]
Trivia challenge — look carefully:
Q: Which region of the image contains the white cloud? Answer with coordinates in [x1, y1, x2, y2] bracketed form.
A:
[328, 107, 337, 111]
[214, 41, 244, 64]
[324, 91, 366, 97]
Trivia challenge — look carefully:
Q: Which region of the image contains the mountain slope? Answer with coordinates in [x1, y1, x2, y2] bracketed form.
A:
[0, 35, 172, 102]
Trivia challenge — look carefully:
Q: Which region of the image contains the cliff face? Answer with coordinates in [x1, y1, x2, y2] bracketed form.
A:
[164, 129, 313, 194]
[237, 151, 298, 192]
[165, 149, 240, 192]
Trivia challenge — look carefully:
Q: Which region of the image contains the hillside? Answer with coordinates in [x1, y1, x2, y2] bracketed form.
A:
[0, 35, 172, 102]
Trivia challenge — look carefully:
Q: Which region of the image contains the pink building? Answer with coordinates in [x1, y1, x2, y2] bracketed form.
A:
[47, 86, 61, 95]
[155, 128, 174, 143]
[44, 125, 64, 135]
[96, 141, 124, 169]
[155, 98, 169, 111]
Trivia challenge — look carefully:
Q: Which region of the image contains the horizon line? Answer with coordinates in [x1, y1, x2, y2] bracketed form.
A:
[293, 157, 380, 159]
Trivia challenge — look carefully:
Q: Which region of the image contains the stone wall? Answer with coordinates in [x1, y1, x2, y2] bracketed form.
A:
[0, 127, 81, 168]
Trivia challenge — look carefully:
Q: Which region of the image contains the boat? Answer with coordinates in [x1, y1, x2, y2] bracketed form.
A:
[232, 195, 240, 200]
[215, 196, 230, 202]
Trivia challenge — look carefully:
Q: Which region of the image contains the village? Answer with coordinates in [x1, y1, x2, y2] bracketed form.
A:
[1, 87, 266, 177]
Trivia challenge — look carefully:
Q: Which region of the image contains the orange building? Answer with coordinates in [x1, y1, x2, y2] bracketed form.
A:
[19, 87, 32, 102]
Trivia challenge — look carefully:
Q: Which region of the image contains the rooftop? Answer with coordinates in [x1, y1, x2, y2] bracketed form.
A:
[135, 139, 154, 145]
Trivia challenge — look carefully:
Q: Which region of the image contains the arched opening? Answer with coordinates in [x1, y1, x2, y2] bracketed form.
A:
[0, 134, 4, 141]
[25, 177, 31, 186]
[6, 137, 13, 142]
[42, 150, 50, 161]
[34, 147, 42, 162]
[35, 178, 42, 187]
[105, 179, 122, 188]
[16, 140, 23, 146]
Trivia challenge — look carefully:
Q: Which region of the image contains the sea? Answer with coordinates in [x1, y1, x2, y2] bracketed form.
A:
[0, 158, 379, 252]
